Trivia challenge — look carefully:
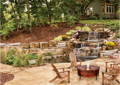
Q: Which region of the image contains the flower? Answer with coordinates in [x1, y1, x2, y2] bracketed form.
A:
[105, 41, 115, 46]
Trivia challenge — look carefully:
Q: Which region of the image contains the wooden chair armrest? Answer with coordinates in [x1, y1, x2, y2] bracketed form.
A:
[58, 67, 70, 72]
[59, 70, 70, 73]
[59, 68, 65, 72]
[116, 79, 120, 84]
[57, 66, 70, 69]
[63, 70, 70, 73]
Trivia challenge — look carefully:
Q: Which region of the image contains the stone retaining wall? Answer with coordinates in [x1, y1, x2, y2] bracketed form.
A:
[0, 41, 72, 59]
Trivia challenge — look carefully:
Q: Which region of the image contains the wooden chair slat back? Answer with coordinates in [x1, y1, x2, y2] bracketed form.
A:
[51, 64, 62, 78]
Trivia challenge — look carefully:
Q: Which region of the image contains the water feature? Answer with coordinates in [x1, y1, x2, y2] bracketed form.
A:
[73, 32, 100, 61]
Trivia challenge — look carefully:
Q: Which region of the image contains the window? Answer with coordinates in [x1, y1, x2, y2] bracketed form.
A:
[105, 4, 114, 14]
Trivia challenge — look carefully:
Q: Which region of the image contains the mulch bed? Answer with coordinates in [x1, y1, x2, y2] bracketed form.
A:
[0, 23, 104, 43]
[0, 72, 14, 85]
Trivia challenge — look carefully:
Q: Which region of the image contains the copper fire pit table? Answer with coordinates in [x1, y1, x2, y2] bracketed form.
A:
[77, 65, 100, 80]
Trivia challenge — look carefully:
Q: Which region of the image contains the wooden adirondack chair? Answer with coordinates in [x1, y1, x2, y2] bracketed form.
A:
[105, 61, 120, 73]
[102, 63, 120, 85]
[102, 72, 118, 85]
[50, 64, 70, 83]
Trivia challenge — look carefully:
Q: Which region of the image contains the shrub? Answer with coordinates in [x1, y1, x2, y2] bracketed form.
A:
[25, 53, 38, 60]
[62, 35, 70, 41]
[54, 35, 70, 41]
[66, 30, 76, 36]
[43, 52, 53, 56]
[116, 30, 120, 38]
[4, 49, 16, 65]
[116, 8, 120, 18]
[75, 26, 82, 30]
[54, 36, 63, 41]
[0, 20, 15, 39]
[105, 21, 120, 31]
[88, 16, 98, 20]
[82, 26, 92, 32]
[65, 15, 77, 26]
[13, 57, 22, 67]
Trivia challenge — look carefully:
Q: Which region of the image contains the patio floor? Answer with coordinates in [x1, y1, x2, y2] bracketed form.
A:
[0, 58, 120, 85]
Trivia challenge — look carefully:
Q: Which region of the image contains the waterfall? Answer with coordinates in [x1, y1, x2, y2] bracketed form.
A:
[74, 32, 100, 61]
[88, 32, 98, 42]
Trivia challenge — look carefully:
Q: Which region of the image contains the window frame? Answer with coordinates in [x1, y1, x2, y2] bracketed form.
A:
[105, 3, 114, 14]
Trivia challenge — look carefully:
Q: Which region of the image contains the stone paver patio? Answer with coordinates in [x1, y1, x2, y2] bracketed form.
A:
[0, 58, 120, 85]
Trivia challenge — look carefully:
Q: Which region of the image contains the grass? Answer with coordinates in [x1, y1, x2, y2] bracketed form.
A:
[80, 20, 120, 25]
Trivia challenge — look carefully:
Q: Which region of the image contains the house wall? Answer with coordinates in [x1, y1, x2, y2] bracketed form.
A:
[87, 0, 117, 19]
[87, 0, 103, 17]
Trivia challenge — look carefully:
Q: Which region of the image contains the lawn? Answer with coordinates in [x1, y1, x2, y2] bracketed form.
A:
[80, 20, 120, 25]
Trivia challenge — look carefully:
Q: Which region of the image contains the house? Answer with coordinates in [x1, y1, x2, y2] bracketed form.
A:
[86, 0, 120, 19]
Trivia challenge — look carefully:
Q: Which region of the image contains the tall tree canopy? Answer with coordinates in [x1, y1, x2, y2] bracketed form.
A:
[0, 0, 119, 39]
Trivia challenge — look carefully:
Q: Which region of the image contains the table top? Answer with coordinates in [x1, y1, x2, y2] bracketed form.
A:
[77, 65, 100, 71]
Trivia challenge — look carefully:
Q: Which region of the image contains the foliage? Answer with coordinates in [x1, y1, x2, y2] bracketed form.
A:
[54, 35, 63, 41]
[105, 21, 120, 31]
[0, 0, 119, 39]
[65, 15, 78, 26]
[66, 30, 76, 36]
[0, 0, 100, 39]
[13, 57, 22, 67]
[80, 20, 119, 25]
[116, 8, 120, 18]
[62, 35, 70, 41]
[43, 52, 53, 56]
[4, 49, 16, 65]
[88, 15, 98, 20]
[81, 26, 92, 32]
[116, 30, 120, 38]
[2, 48, 42, 66]
[75, 26, 82, 30]
[0, 20, 15, 39]
[54, 34, 70, 41]
[37, 54, 44, 65]
[25, 53, 38, 60]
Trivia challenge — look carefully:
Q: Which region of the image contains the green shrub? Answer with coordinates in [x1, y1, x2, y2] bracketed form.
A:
[66, 30, 76, 36]
[25, 53, 38, 60]
[75, 26, 82, 30]
[0, 20, 15, 39]
[105, 21, 120, 31]
[43, 52, 53, 56]
[88, 16, 98, 20]
[54, 35, 70, 41]
[62, 35, 70, 41]
[54, 36, 63, 41]
[65, 15, 77, 26]
[4, 49, 16, 65]
[116, 8, 120, 18]
[82, 26, 92, 32]
[13, 57, 22, 67]
[116, 30, 120, 38]
[19, 14, 33, 31]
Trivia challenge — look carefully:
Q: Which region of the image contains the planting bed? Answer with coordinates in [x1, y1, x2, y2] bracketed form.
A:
[0, 72, 14, 85]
